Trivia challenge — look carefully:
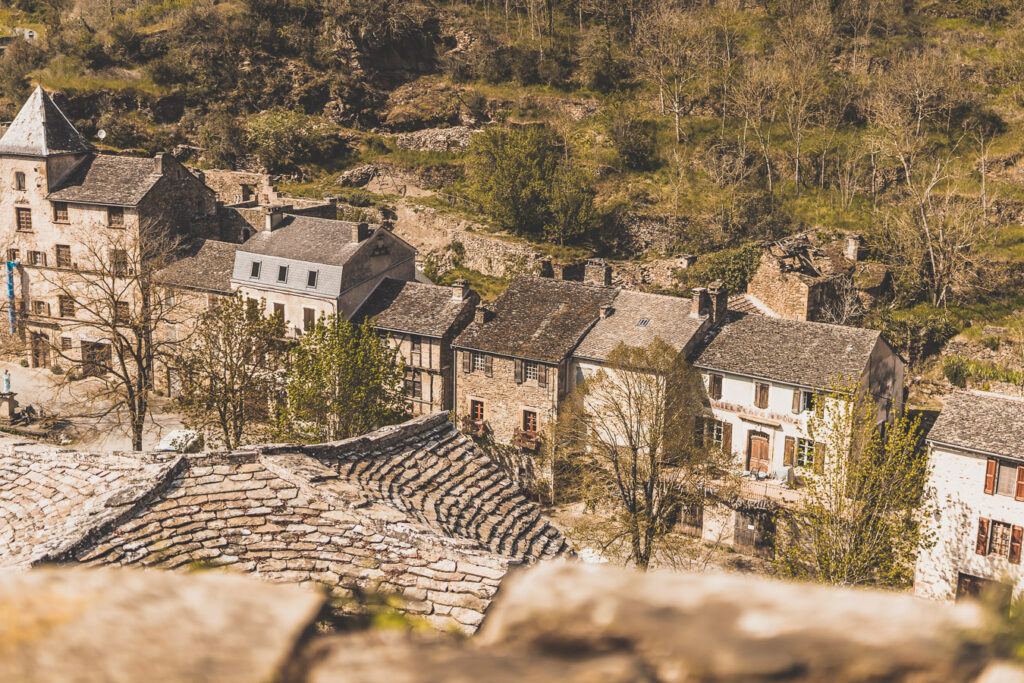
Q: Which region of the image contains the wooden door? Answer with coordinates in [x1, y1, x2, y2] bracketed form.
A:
[30, 333, 48, 368]
[747, 431, 770, 474]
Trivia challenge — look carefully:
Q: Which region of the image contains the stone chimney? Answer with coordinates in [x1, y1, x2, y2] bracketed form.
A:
[690, 287, 710, 319]
[845, 233, 861, 262]
[584, 258, 612, 286]
[474, 305, 491, 324]
[351, 222, 370, 243]
[707, 280, 728, 326]
[451, 279, 470, 302]
[263, 206, 285, 232]
[153, 153, 166, 176]
[600, 306, 613, 319]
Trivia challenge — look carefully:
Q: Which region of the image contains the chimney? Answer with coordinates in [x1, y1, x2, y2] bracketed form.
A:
[584, 258, 612, 286]
[707, 280, 728, 326]
[690, 287, 709, 319]
[451, 278, 470, 302]
[845, 233, 861, 262]
[600, 306, 613, 319]
[263, 206, 284, 232]
[474, 305, 491, 324]
[351, 222, 370, 243]
[153, 152, 166, 176]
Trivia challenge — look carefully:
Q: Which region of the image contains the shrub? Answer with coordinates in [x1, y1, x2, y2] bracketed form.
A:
[943, 356, 969, 388]
[50, 364, 64, 375]
[244, 109, 342, 173]
[603, 99, 658, 172]
[675, 243, 762, 296]
[869, 308, 961, 366]
[19, 359, 28, 368]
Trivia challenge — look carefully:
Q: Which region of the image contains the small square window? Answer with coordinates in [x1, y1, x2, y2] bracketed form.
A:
[107, 206, 124, 228]
[250, 261, 261, 278]
[472, 352, 486, 372]
[55, 245, 71, 268]
[524, 361, 539, 381]
[53, 202, 68, 223]
[28, 251, 44, 267]
[307, 270, 318, 288]
[60, 337, 72, 351]
[32, 300, 48, 316]
[801, 391, 816, 412]
[277, 265, 288, 283]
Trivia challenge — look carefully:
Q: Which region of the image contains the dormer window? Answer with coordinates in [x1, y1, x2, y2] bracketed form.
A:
[107, 206, 124, 228]
[307, 270, 318, 288]
[250, 261, 261, 278]
[277, 265, 288, 283]
[14, 172, 26, 191]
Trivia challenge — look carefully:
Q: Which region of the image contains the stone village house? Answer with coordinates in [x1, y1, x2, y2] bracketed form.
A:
[915, 391, 1024, 606]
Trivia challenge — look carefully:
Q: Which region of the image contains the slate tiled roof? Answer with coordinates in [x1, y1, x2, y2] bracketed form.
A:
[156, 239, 239, 293]
[454, 276, 616, 363]
[575, 289, 706, 362]
[0, 86, 92, 157]
[48, 154, 162, 206]
[692, 312, 881, 388]
[352, 278, 476, 338]
[928, 391, 1024, 460]
[238, 215, 367, 265]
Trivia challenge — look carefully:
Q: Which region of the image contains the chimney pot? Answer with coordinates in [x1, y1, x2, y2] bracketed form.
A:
[690, 287, 709, 319]
[707, 280, 728, 326]
[153, 153, 166, 176]
[263, 206, 284, 232]
[352, 222, 370, 243]
[584, 258, 612, 286]
[452, 278, 470, 302]
[474, 305, 490, 324]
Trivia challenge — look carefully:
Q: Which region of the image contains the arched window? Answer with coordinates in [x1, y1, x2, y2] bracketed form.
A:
[14, 172, 25, 191]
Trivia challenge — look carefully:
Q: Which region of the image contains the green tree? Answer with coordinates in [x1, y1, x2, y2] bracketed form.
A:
[175, 296, 286, 450]
[775, 382, 931, 587]
[276, 315, 407, 442]
[547, 162, 598, 244]
[244, 108, 340, 173]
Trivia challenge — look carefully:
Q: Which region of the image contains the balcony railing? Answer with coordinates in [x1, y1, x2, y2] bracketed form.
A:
[461, 415, 488, 437]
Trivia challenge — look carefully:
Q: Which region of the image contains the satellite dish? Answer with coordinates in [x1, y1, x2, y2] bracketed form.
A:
[97, 129, 107, 141]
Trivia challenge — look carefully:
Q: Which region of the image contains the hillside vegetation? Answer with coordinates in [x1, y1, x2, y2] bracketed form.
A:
[5, 0, 1024, 365]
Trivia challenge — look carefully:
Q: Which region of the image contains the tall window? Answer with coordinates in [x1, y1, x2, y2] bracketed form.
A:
[277, 265, 288, 283]
[754, 382, 770, 409]
[470, 400, 484, 422]
[524, 361, 539, 381]
[708, 373, 723, 400]
[796, 438, 816, 468]
[110, 249, 128, 277]
[6, 249, 17, 263]
[273, 303, 285, 321]
[55, 245, 71, 268]
[990, 521, 1013, 559]
[53, 202, 68, 223]
[472, 352, 486, 372]
[522, 410, 538, 433]
[996, 460, 1018, 497]
[410, 335, 422, 365]
[250, 261, 261, 278]
[61, 337, 72, 351]
[15, 207, 31, 232]
[303, 307, 315, 333]
[801, 390, 816, 412]
[14, 172, 25, 191]
[114, 301, 129, 324]
[58, 296, 75, 318]
[708, 419, 725, 447]
[307, 270, 318, 288]
[107, 206, 124, 228]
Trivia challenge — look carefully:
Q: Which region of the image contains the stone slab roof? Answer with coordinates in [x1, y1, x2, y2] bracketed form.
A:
[353, 278, 476, 338]
[574, 289, 706, 362]
[237, 215, 368, 265]
[48, 154, 162, 206]
[928, 391, 1024, 460]
[454, 276, 616, 363]
[0, 450, 181, 569]
[692, 312, 881, 388]
[0, 86, 92, 157]
[156, 239, 240, 294]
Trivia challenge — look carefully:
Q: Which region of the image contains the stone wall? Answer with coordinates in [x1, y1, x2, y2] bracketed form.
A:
[746, 252, 815, 321]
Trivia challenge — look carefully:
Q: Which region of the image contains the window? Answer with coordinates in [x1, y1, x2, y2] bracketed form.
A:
[273, 303, 285, 321]
[55, 245, 71, 268]
[678, 503, 703, 538]
[53, 202, 68, 223]
[522, 410, 538, 434]
[796, 438, 816, 468]
[110, 249, 128, 277]
[6, 249, 17, 263]
[636, 318, 650, 327]
[754, 382, 769, 409]
[470, 400, 485, 422]
[60, 337, 72, 351]
[991, 521, 1013, 559]
[107, 206, 124, 228]
[58, 296, 75, 318]
[708, 373, 723, 400]
[114, 301, 130, 324]
[14, 172, 25, 191]
[277, 265, 288, 283]
[524, 361, 539, 381]
[28, 251, 45, 267]
[472, 352, 486, 372]
[307, 270, 318, 288]
[15, 207, 31, 232]
[976, 518, 1023, 563]
[303, 307, 316, 333]
[708, 419, 725, 447]
[32, 300, 49, 316]
[410, 335, 422, 365]
[996, 460, 1019, 497]
[250, 261, 261, 278]
[412, 372, 422, 399]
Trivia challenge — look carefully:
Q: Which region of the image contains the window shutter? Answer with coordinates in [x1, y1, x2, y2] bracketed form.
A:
[784, 436, 795, 467]
[710, 375, 722, 400]
[813, 442, 825, 475]
[484, 355, 493, 377]
[514, 359, 523, 384]
[977, 518, 991, 555]
[538, 365, 548, 388]
[694, 417, 704, 446]
[791, 390, 800, 414]
[1011, 526, 1023, 564]
[461, 350, 470, 374]
[985, 458, 997, 495]
[721, 422, 732, 453]
[1016, 466, 1024, 502]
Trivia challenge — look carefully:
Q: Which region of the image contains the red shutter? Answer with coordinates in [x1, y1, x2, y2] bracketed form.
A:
[1011, 526, 1023, 564]
[977, 518, 991, 555]
[784, 437, 796, 467]
[985, 458, 997, 495]
[1015, 466, 1024, 502]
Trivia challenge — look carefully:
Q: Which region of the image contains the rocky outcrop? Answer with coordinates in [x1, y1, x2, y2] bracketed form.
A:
[395, 126, 478, 152]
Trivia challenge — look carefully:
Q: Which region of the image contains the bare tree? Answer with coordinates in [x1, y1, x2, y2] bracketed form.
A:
[730, 56, 781, 198]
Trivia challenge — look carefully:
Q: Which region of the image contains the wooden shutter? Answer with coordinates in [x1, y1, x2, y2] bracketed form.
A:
[977, 518, 991, 555]
[784, 436, 796, 467]
[710, 375, 722, 400]
[985, 458, 997, 495]
[813, 442, 825, 475]
[1016, 466, 1024, 502]
[538, 365, 548, 388]
[721, 422, 732, 453]
[694, 417, 704, 446]
[514, 359, 523, 384]
[462, 350, 470, 373]
[484, 355, 493, 377]
[791, 390, 800, 414]
[1011, 526, 1023, 564]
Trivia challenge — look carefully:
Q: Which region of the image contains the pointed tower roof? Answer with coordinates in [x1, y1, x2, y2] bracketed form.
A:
[0, 86, 92, 157]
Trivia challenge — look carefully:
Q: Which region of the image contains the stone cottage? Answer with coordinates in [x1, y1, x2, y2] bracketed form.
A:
[915, 391, 1024, 607]
[0, 412, 571, 632]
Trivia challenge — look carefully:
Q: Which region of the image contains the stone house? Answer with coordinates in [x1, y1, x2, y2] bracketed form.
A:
[0, 413, 571, 633]
[915, 391, 1024, 606]
[230, 210, 416, 336]
[0, 87, 218, 369]
[353, 278, 479, 415]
